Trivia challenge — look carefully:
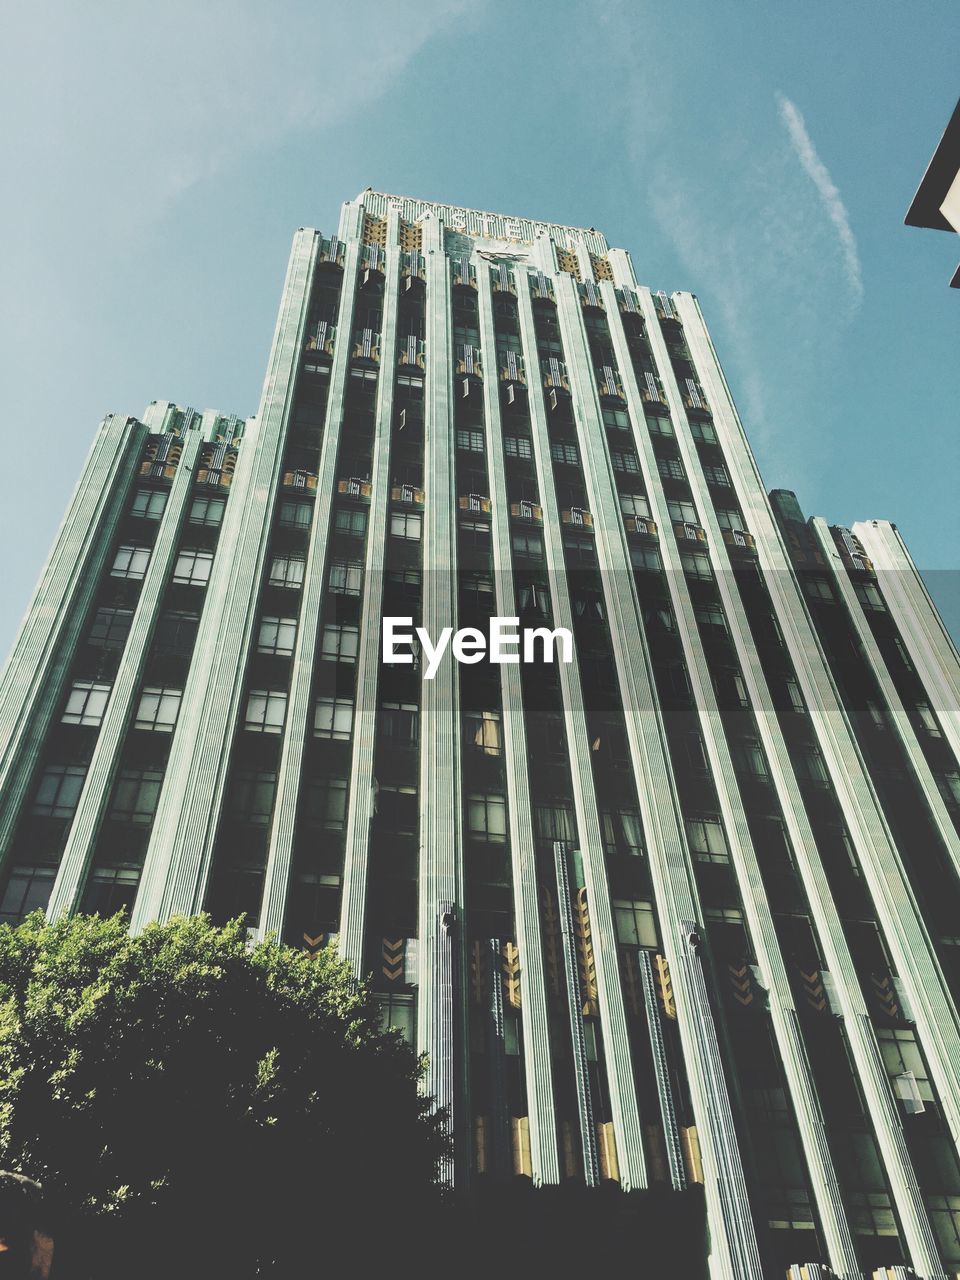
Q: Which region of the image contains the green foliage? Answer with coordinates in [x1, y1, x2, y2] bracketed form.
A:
[0, 912, 446, 1277]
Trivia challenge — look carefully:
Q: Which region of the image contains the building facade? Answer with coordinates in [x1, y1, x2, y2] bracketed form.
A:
[1, 191, 960, 1280]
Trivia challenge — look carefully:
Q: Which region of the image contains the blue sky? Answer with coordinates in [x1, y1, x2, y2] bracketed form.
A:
[0, 1, 957, 654]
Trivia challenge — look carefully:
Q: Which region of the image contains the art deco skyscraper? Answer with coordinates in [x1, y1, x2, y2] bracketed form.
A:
[1, 190, 960, 1280]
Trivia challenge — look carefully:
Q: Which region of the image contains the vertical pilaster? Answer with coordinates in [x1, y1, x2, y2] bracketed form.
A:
[417, 213, 464, 1182]
[552, 271, 762, 1271]
[599, 280, 860, 1278]
[515, 273, 650, 1195]
[46, 427, 205, 919]
[131, 228, 322, 930]
[811, 518, 960, 880]
[0, 414, 146, 860]
[475, 265, 560, 1184]
[853, 520, 960, 771]
[335, 214, 403, 969]
[257, 212, 366, 940]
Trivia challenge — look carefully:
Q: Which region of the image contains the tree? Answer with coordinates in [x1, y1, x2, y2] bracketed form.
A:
[0, 912, 447, 1278]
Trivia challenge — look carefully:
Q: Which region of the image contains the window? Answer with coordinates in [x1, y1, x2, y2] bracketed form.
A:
[613, 900, 658, 947]
[229, 771, 277, 826]
[503, 435, 532, 460]
[657, 457, 685, 482]
[130, 488, 167, 520]
[134, 687, 182, 732]
[0, 866, 56, 925]
[334, 508, 367, 537]
[111, 544, 150, 580]
[714, 508, 742, 531]
[644, 605, 675, 632]
[887, 635, 912, 672]
[927, 1196, 960, 1263]
[677, 734, 709, 773]
[390, 512, 422, 541]
[32, 765, 86, 818]
[62, 681, 110, 727]
[268, 555, 306, 588]
[534, 804, 575, 843]
[189, 495, 226, 527]
[378, 993, 415, 1045]
[517, 580, 549, 614]
[687, 816, 729, 862]
[784, 678, 805, 713]
[689, 419, 717, 443]
[464, 711, 502, 756]
[795, 746, 830, 785]
[694, 603, 726, 630]
[646, 415, 674, 437]
[631, 545, 662, 572]
[854, 581, 885, 610]
[257, 615, 297, 656]
[304, 777, 348, 829]
[172, 548, 213, 586]
[732, 738, 769, 778]
[916, 702, 941, 736]
[804, 576, 835, 603]
[376, 784, 418, 834]
[602, 407, 629, 431]
[620, 493, 650, 518]
[876, 1028, 935, 1104]
[154, 611, 200, 657]
[460, 519, 491, 550]
[320, 624, 359, 664]
[456, 428, 484, 453]
[88, 608, 133, 651]
[109, 769, 163, 824]
[328, 560, 362, 596]
[244, 689, 287, 734]
[467, 793, 507, 842]
[314, 696, 354, 740]
[563, 535, 596, 565]
[680, 551, 712, 581]
[668, 500, 697, 523]
[610, 449, 640, 473]
[512, 530, 543, 560]
[936, 773, 960, 809]
[601, 809, 644, 857]
[702, 463, 730, 487]
[380, 701, 419, 744]
[278, 499, 313, 531]
[550, 441, 579, 467]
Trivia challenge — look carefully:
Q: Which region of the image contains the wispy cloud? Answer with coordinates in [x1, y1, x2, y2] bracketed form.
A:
[777, 92, 864, 308]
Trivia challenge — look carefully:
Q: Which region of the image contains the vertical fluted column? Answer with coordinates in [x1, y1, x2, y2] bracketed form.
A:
[853, 519, 960, 771]
[46, 427, 205, 919]
[257, 221, 367, 940]
[811, 518, 960, 881]
[552, 271, 763, 1272]
[417, 215, 464, 1182]
[600, 277, 859, 1276]
[475, 266, 560, 1184]
[0, 413, 146, 862]
[131, 227, 324, 929]
[336, 218, 403, 970]
[515, 271, 650, 1195]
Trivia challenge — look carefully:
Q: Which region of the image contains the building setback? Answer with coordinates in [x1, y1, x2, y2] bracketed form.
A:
[1, 191, 960, 1280]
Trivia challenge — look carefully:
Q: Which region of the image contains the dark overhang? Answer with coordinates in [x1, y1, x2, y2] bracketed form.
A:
[905, 97, 960, 231]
